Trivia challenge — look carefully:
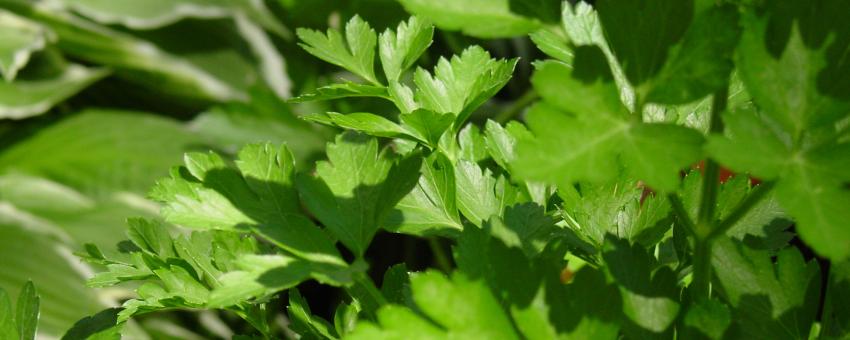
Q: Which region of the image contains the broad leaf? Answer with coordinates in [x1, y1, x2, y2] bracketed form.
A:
[398, 0, 541, 38]
[0, 65, 107, 119]
[0, 10, 51, 82]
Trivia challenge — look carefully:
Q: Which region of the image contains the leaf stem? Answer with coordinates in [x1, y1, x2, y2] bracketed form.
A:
[428, 237, 453, 273]
[691, 85, 729, 300]
[667, 193, 696, 237]
[494, 89, 539, 123]
[709, 181, 776, 239]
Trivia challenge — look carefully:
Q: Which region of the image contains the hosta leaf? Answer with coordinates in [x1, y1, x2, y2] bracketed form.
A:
[0, 10, 51, 82]
[0, 287, 16, 340]
[0, 65, 107, 119]
[735, 0, 850, 136]
[297, 15, 379, 84]
[385, 152, 462, 236]
[64, 0, 289, 37]
[378, 16, 433, 82]
[15, 281, 39, 340]
[0, 109, 199, 197]
[298, 133, 420, 256]
[398, 0, 541, 38]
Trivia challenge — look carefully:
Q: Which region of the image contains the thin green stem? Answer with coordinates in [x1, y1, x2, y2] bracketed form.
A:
[690, 85, 729, 301]
[494, 89, 538, 123]
[691, 239, 713, 299]
[429, 237, 453, 273]
[710, 181, 776, 239]
[667, 193, 697, 237]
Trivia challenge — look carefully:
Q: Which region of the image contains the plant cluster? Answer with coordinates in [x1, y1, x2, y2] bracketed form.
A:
[1, 0, 849, 339]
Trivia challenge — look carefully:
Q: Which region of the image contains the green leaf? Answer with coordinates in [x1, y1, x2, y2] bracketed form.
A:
[712, 238, 822, 339]
[708, 107, 850, 259]
[529, 29, 572, 64]
[454, 160, 516, 227]
[822, 260, 850, 338]
[380, 264, 412, 306]
[488, 203, 559, 258]
[413, 46, 516, 119]
[735, 0, 850, 136]
[289, 83, 390, 103]
[64, 0, 289, 37]
[61, 308, 124, 340]
[0, 10, 51, 82]
[189, 93, 329, 169]
[0, 65, 107, 119]
[384, 152, 462, 236]
[643, 5, 741, 105]
[208, 255, 311, 308]
[596, 0, 693, 87]
[297, 15, 379, 84]
[398, 0, 541, 38]
[151, 143, 346, 265]
[517, 52, 703, 192]
[0, 109, 200, 196]
[346, 305, 443, 340]
[304, 112, 409, 139]
[0, 288, 17, 340]
[706, 109, 791, 180]
[350, 270, 520, 339]
[682, 299, 731, 340]
[14, 281, 39, 340]
[333, 301, 360, 337]
[398, 109, 453, 148]
[775, 169, 850, 261]
[602, 237, 680, 335]
[379, 16, 433, 82]
[298, 133, 421, 256]
[287, 288, 338, 340]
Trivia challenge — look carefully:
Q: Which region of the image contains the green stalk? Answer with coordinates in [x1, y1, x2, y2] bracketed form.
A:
[428, 237, 453, 273]
[691, 85, 728, 300]
[710, 181, 776, 239]
[494, 89, 538, 123]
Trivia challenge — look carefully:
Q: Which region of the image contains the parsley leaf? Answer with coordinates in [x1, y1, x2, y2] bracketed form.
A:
[379, 16, 433, 83]
[297, 15, 380, 85]
[298, 133, 421, 256]
[516, 49, 703, 192]
[414, 46, 516, 120]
